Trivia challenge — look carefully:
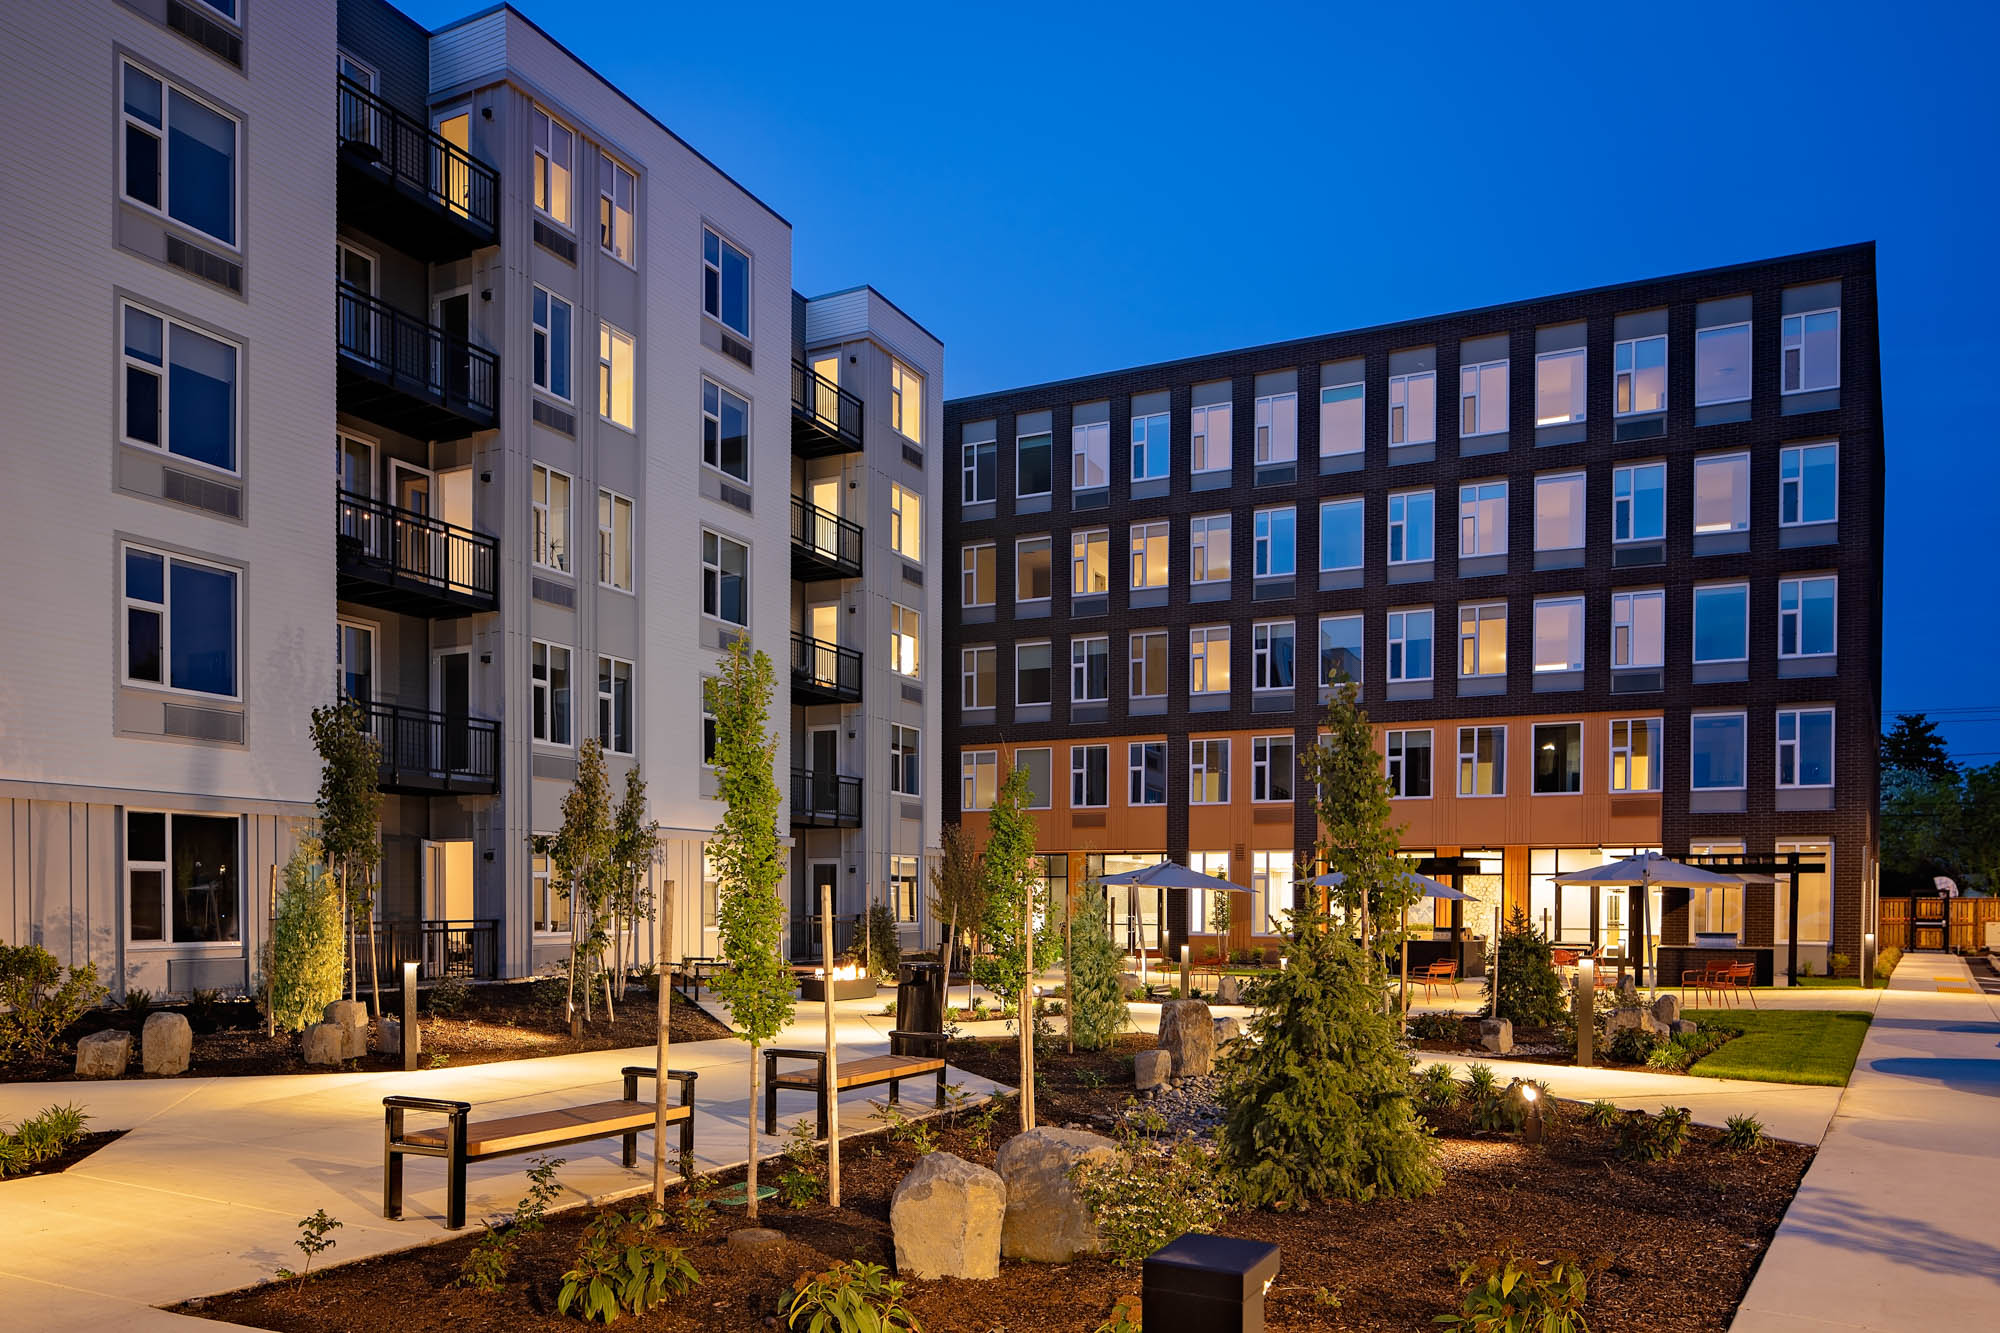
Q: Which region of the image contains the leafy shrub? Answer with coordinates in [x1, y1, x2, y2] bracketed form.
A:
[276, 1209, 342, 1290]
[1797, 959, 1815, 979]
[557, 1205, 699, 1323]
[1413, 1062, 1462, 1111]
[530, 965, 573, 1017]
[1464, 1069, 1523, 1134]
[1483, 908, 1567, 1030]
[267, 839, 345, 1033]
[1094, 1292, 1143, 1333]
[1408, 1011, 1463, 1043]
[1072, 1134, 1233, 1269]
[787, 1260, 920, 1332]
[872, 1100, 938, 1155]
[1828, 952, 1851, 978]
[459, 1155, 565, 1293]
[864, 903, 901, 981]
[1874, 946, 1902, 980]
[0, 942, 109, 1061]
[0, 1103, 90, 1177]
[1646, 1038, 1693, 1071]
[1066, 886, 1131, 1051]
[1618, 1105, 1693, 1163]
[428, 973, 471, 1018]
[1438, 1247, 1603, 1333]
[777, 1120, 824, 1208]
[185, 988, 225, 1033]
[1720, 1114, 1766, 1151]
[124, 988, 155, 1018]
[1605, 1026, 1660, 1066]
[1462, 1062, 1500, 1100]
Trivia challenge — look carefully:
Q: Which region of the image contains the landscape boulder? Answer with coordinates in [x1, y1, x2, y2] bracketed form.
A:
[1477, 1017, 1514, 1054]
[1212, 1015, 1244, 1054]
[75, 1029, 132, 1078]
[1213, 974, 1243, 1005]
[301, 1021, 347, 1066]
[889, 1152, 1006, 1279]
[995, 1127, 1123, 1262]
[1133, 1048, 1171, 1091]
[374, 1016, 417, 1058]
[1117, 972, 1147, 1000]
[1156, 998, 1216, 1077]
[1669, 1018, 1700, 1039]
[1604, 1006, 1668, 1039]
[140, 1011, 192, 1075]
[1651, 993, 1682, 1025]
[324, 1000, 370, 1060]
[1616, 975, 1640, 1004]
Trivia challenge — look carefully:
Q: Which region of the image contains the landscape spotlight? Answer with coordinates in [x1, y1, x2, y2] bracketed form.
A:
[1511, 1078, 1545, 1144]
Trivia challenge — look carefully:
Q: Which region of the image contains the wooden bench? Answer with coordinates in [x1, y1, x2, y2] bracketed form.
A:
[764, 1031, 947, 1139]
[384, 1066, 696, 1230]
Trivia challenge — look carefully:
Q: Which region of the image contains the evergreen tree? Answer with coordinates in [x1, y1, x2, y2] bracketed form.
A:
[1299, 681, 1418, 948]
[1484, 907, 1566, 1029]
[1065, 879, 1129, 1050]
[974, 764, 1058, 1012]
[543, 738, 614, 1037]
[268, 835, 345, 1033]
[309, 701, 381, 1013]
[1881, 713, 1956, 783]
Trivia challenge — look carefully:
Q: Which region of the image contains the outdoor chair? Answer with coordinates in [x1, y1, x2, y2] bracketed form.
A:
[1416, 960, 1460, 999]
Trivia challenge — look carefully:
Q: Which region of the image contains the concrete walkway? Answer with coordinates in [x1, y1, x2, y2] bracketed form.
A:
[1732, 953, 2000, 1331]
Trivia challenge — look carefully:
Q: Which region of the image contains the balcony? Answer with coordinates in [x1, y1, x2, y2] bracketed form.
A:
[338, 490, 498, 617]
[337, 76, 498, 260]
[791, 769, 863, 828]
[791, 496, 863, 582]
[792, 360, 864, 457]
[337, 284, 498, 439]
[792, 632, 862, 705]
[363, 699, 499, 796]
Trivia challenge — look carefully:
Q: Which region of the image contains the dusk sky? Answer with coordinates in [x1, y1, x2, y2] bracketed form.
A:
[405, 0, 2000, 758]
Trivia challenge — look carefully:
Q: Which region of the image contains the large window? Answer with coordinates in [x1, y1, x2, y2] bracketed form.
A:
[1777, 708, 1834, 788]
[121, 62, 238, 246]
[1070, 635, 1109, 702]
[532, 287, 572, 400]
[1696, 321, 1751, 405]
[702, 227, 750, 338]
[1693, 453, 1750, 534]
[1612, 462, 1666, 543]
[533, 845, 567, 933]
[890, 484, 921, 562]
[1319, 614, 1362, 685]
[1532, 722, 1582, 794]
[1460, 359, 1508, 436]
[1130, 521, 1169, 589]
[890, 360, 924, 443]
[1190, 625, 1231, 695]
[1129, 630, 1167, 699]
[962, 427, 996, 503]
[1535, 346, 1586, 425]
[1613, 334, 1667, 415]
[1016, 749, 1053, 808]
[1017, 431, 1052, 498]
[1691, 712, 1747, 789]
[1610, 718, 1662, 793]
[1458, 726, 1506, 797]
[700, 530, 747, 625]
[891, 855, 920, 922]
[1253, 851, 1295, 936]
[599, 153, 635, 263]
[1532, 596, 1585, 673]
[599, 489, 634, 591]
[701, 378, 748, 482]
[1319, 497, 1362, 571]
[123, 545, 237, 697]
[1779, 576, 1837, 658]
[1015, 641, 1052, 706]
[891, 726, 921, 796]
[1251, 620, 1295, 690]
[1190, 513, 1231, 584]
[1015, 536, 1051, 602]
[1386, 730, 1432, 798]
[890, 604, 921, 678]
[1458, 481, 1506, 557]
[1254, 392, 1297, 464]
[531, 107, 573, 227]
[1191, 400, 1232, 474]
[121, 302, 238, 473]
[532, 464, 571, 572]
[1773, 840, 1832, 945]
[961, 543, 995, 607]
[597, 655, 633, 754]
[1253, 506, 1295, 577]
[1388, 371, 1436, 445]
[1129, 742, 1167, 805]
[1534, 472, 1586, 551]
[1252, 735, 1294, 802]
[1458, 602, 1506, 678]
[1190, 738, 1230, 804]
[1387, 608, 1433, 683]
[1071, 528, 1109, 595]
[1319, 380, 1364, 456]
[1070, 744, 1109, 807]
[1782, 308, 1839, 393]
[961, 646, 994, 709]
[1780, 443, 1839, 526]
[1387, 489, 1434, 564]
[1072, 418, 1109, 490]
[532, 640, 572, 745]
[1611, 589, 1664, 669]
[125, 811, 239, 944]
[337, 619, 373, 702]
[1132, 409, 1171, 481]
[599, 323, 635, 428]
[1693, 582, 1749, 663]
[961, 750, 998, 810]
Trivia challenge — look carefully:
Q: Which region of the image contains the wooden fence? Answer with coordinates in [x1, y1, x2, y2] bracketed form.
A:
[1877, 897, 2000, 953]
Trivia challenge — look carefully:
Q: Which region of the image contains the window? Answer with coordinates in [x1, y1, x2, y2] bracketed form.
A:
[125, 811, 239, 944]
[599, 153, 635, 262]
[1532, 722, 1582, 794]
[1387, 608, 1434, 683]
[1130, 631, 1167, 699]
[1691, 713, 1747, 789]
[961, 751, 998, 810]
[1778, 708, 1835, 788]
[1190, 513, 1231, 584]
[1190, 626, 1231, 695]
[962, 543, 995, 607]
[1611, 589, 1664, 668]
[1254, 392, 1297, 463]
[1320, 380, 1364, 456]
[1130, 521, 1170, 589]
[1071, 528, 1109, 596]
[1252, 735, 1294, 802]
[891, 726, 921, 796]
[1779, 576, 1837, 658]
[1460, 358, 1508, 436]
[1692, 583, 1749, 663]
[1612, 463, 1666, 542]
[1017, 749, 1053, 808]
[962, 646, 995, 710]
[889, 359, 924, 443]
[962, 429, 996, 503]
[1132, 410, 1171, 481]
[532, 464, 571, 572]
[120, 302, 238, 473]
[1319, 497, 1362, 571]
[891, 855, 920, 922]
[532, 845, 567, 932]
[1015, 536, 1052, 602]
[1252, 620, 1295, 690]
[696, 378, 749, 483]
[1015, 641, 1052, 706]
[121, 62, 238, 246]
[597, 656, 633, 754]
[532, 641, 572, 745]
[1319, 614, 1362, 685]
[1696, 321, 1751, 405]
[1458, 725, 1506, 796]
[890, 604, 921, 678]
[1773, 840, 1832, 945]
[1386, 730, 1432, 798]
[1458, 481, 1507, 557]
[1614, 335, 1667, 415]
[1190, 738, 1230, 803]
[532, 287, 572, 400]
[700, 530, 747, 625]
[1693, 453, 1750, 533]
[1388, 371, 1435, 445]
[598, 324, 634, 428]
[122, 545, 236, 697]
[1253, 506, 1295, 577]
[1535, 346, 1586, 425]
[1072, 419, 1109, 490]
[887, 484, 921, 562]
[1129, 742, 1167, 805]
[1070, 635, 1110, 701]
[1780, 443, 1838, 526]
[1017, 431, 1052, 497]
[1610, 718, 1662, 792]
[1070, 744, 1109, 807]
[1252, 851, 1295, 935]
[337, 619, 374, 702]
[1387, 490, 1434, 564]
[1458, 603, 1506, 677]
[1191, 401, 1232, 473]
[531, 107, 573, 227]
[701, 227, 750, 338]
[1782, 309, 1840, 393]
[598, 489, 634, 591]
[700, 677, 717, 765]
[1534, 472, 1586, 551]
[1532, 596, 1585, 673]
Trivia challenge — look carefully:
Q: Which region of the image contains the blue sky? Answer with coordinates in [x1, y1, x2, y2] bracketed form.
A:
[404, 0, 1999, 754]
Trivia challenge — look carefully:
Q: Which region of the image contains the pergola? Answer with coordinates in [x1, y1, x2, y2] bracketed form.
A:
[1680, 850, 1827, 985]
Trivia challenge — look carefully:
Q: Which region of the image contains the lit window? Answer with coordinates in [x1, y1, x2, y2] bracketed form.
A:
[1131, 409, 1171, 481]
[1458, 481, 1507, 557]
[532, 287, 572, 400]
[1190, 738, 1231, 804]
[1692, 583, 1749, 663]
[961, 751, 998, 810]
[1458, 725, 1507, 796]
[890, 604, 921, 678]
[1458, 603, 1506, 678]
[1070, 744, 1109, 807]
[1612, 463, 1666, 542]
[1190, 625, 1231, 695]
[531, 640, 572, 745]
[961, 543, 995, 607]
[1015, 642, 1052, 705]
[1460, 358, 1508, 436]
[1070, 529, 1109, 596]
[1319, 497, 1362, 571]
[960, 646, 995, 709]
[1190, 513, 1231, 584]
[597, 655, 633, 754]
[1130, 522, 1170, 589]
[1191, 399, 1232, 474]
[1532, 722, 1582, 794]
[1779, 576, 1837, 658]
[1251, 620, 1295, 690]
[700, 530, 747, 626]
[599, 153, 635, 262]
[1318, 614, 1362, 686]
[1253, 506, 1295, 577]
[531, 107, 573, 227]
[532, 464, 571, 572]
[1070, 636, 1109, 702]
[1388, 490, 1434, 564]
[1691, 713, 1746, 790]
[598, 323, 635, 428]
[121, 301, 239, 473]
[1534, 472, 1586, 551]
[533, 844, 567, 933]
[1129, 742, 1167, 805]
[1252, 735, 1295, 802]
[1319, 380, 1364, 456]
[1386, 730, 1432, 798]
[1777, 708, 1835, 788]
[1252, 851, 1295, 935]
[1696, 321, 1751, 405]
[124, 811, 240, 944]
[1129, 630, 1167, 699]
[1532, 596, 1585, 673]
[1072, 417, 1109, 489]
[701, 378, 748, 483]
[701, 227, 750, 338]
[1387, 608, 1434, 683]
[1613, 334, 1667, 415]
[1017, 431, 1052, 497]
[890, 484, 922, 562]
[1388, 371, 1436, 445]
[1611, 589, 1664, 669]
[1781, 309, 1839, 393]
[1254, 392, 1298, 464]
[1693, 453, 1750, 534]
[1773, 840, 1833, 946]
[890, 359, 924, 443]
[1535, 346, 1587, 425]
[122, 545, 238, 697]
[1780, 443, 1839, 526]
[121, 62, 239, 246]
[598, 489, 633, 591]
[891, 854, 920, 921]
[1610, 719, 1662, 793]
[891, 726, 921, 796]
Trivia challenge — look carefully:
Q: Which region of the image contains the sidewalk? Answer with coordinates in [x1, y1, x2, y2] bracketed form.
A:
[1731, 953, 2000, 1331]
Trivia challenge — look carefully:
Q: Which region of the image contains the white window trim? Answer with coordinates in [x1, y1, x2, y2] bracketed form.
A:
[961, 431, 996, 505]
[1781, 308, 1840, 394]
[1457, 480, 1507, 558]
[1252, 506, 1295, 579]
[1458, 601, 1507, 679]
[1190, 513, 1231, 584]
[1189, 738, 1231, 805]
[1690, 711, 1749, 791]
[1189, 625, 1231, 696]
[1777, 707, 1836, 790]
[597, 653, 634, 755]
[1778, 576, 1838, 659]
[1387, 489, 1433, 565]
[700, 528, 749, 628]
[1386, 607, 1435, 684]
[1128, 741, 1167, 806]
[1319, 613, 1364, 686]
[889, 359, 923, 445]
[1069, 743, 1109, 808]
[1612, 462, 1667, 544]
[891, 603, 922, 679]
[1457, 724, 1508, 798]
[598, 153, 637, 267]
[531, 106, 575, 232]
[1015, 431, 1053, 499]
[1387, 370, 1436, 446]
[1131, 410, 1171, 482]
[1385, 728, 1433, 800]
[1692, 582, 1751, 664]
[119, 298, 243, 477]
[1071, 420, 1110, 491]
[1130, 521, 1170, 590]
[1069, 635, 1109, 703]
[1612, 334, 1669, 417]
[1069, 528, 1109, 599]
[960, 646, 995, 710]
[960, 750, 998, 811]
[1534, 346, 1588, 425]
[1251, 620, 1295, 692]
[891, 725, 921, 797]
[1016, 748, 1053, 810]
[1779, 442, 1840, 528]
[119, 59, 242, 251]
[531, 639, 573, 748]
[597, 486, 634, 593]
[1459, 358, 1508, 438]
[1692, 452, 1752, 534]
[1532, 596, 1587, 674]
[335, 616, 377, 702]
[1319, 497, 1363, 572]
[1251, 734, 1294, 803]
[700, 376, 751, 485]
[1534, 471, 1588, 552]
[1319, 380, 1365, 457]
[1610, 588, 1666, 670]
[1190, 400, 1232, 475]
[1014, 536, 1052, 604]
[1773, 839, 1834, 946]
[1015, 641, 1052, 707]
[1609, 717, 1664, 794]
[598, 322, 635, 430]
[1530, 720, 1585, 796]
[531, 462, 572, 574]
[531, 841, 568, 936]
[1253, 391, 1298, 465]
[124, 809, 243, 951]
[961, 542, 996, 607]
[1695, 321, 1753, 406]
[120, 542, 241, 702]
[701, 224, 752, 340]
[532, 286, 572, 403]
[1129, 630, 1167, 699]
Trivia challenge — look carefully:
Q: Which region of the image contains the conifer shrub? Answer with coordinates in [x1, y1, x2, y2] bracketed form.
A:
[267, 837, 345, 1033]
[1484, 908, 1567, 1030]
[1066, 883, 1130, 1051]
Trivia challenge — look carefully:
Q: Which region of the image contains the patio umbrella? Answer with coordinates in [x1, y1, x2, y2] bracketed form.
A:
[1549, 852, 1756, 993]
[1314, 871, 1471, 1014]
[1098, 860, 1251, 984]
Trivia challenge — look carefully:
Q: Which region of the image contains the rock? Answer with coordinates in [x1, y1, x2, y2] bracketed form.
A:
[324, 1000, 370, 1060]
[140, 1011, 192, 1075]
[1604, 1007, 1668, 1039]
[374, 1016, 417, 1058]
[1669, 1018, 1700, 1039]
[1117, 972, 1147, 1000]
[75, 1029, 132, 1078]
[1477, 1017, 1514, 1054]
[995, 1127, 1124, 1262]
[889, 1152, 1006, 1279]
[1134, 1048, 1171, 1091]
[1616, 975, 1640, 1004]
[1156, 999, 1216, 1077]
[1214, 974, 1242, 1005]
[1212, 1015, 1244, 1053]
[301, 1021, 347, 1066]
[1651, 993, 1681, 1024]
[726, 1228, 785, 1254]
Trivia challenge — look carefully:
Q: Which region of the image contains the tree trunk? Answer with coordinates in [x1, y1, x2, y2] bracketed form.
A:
[821, 882, 841, 1208]
[940, 910, 956, 1018]
[366, 884, 383, 1020]
[1019, 891, 1035, 1131]
[1064, 889, 1074, 1053]
[602, 906, 617, 1024]
[342, 868, 356, 1003]
[651, 877, 676, 1207]
[568, 893, 584, 1040]
[745, 1044, 761, 1221]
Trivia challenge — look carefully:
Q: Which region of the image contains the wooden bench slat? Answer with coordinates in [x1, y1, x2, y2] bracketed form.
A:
[405, 1099, 691, 1158]
[771, 1054, 945, 1091]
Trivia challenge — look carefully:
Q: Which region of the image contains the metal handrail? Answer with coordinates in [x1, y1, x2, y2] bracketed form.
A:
[337, 489, 497, 602]
[350, 918, 499, 981]
[790, 496, 863, 570]
[791, 768, 863, 825]
[337, 75, 498, 234]
[361, 698, 499, 788]
[337, 282, 498, 422]
[791, 632, 862, 696]
[791, 359, 864, 445]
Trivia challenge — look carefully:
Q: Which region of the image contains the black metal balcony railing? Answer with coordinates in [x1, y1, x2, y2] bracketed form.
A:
[790, 496, 863, 581]
[337, 489, 498, 616]
[791, 769, 863, 828]
[337, 283, 498, 434]
[791, 359, 865, 456]
[337, 75, 498, 248]
[350, 919, 499, 981]
[363, 699, 499, 795]
[792, 632, 862, 703]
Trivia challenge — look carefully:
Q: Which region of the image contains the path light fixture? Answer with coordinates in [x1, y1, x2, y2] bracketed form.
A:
[1512, 1078, 1544, 1144]
[1180, 943, 1191, 997]
[1863, 931, 1875, 990]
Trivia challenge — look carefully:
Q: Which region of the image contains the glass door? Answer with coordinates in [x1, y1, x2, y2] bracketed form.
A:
[390, 461, 434, 581]
[433, 290, 472, 405]
[434, 650, 471, 775]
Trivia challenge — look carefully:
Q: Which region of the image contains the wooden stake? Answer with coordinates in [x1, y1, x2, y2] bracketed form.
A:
[1020, 890, 1035, 1131]
[651, 870, 675, 1207]
[1063, 884, 1074, 1055]
[265, 864, 277, 1037]
[822, 881, 841, 1206]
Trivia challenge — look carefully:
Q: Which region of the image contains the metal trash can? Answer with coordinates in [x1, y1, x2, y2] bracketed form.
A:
[896, 962, 942, 1035]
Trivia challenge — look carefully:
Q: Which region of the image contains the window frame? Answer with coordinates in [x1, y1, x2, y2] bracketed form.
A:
[1319, 612, 1363, 686]
[1692, 581, 1751, 664]
[1319, 380, 1364, 457]
[1695, 320, 1752, 406]
[1458, 480, 1507, 558]
[1610, 588, 1665, 669]
[1129, 520, 1170, 590]
[961, 430, 996, 504]
[1692, 452, 1751, 534]
[531, 462, 572, 574]
[1015, 640, 1053, 707]
[1069, 742, 1109, 808]
[532, 285, 573, 402]
[890, 603, 921, 679]
[1609, 718, 1663, 793]
[1128, 741, 1168, 805]
[1386, 607, 1435, 684]
[1190, 513, 1231, 584]
[531, 639, 573, 747]
[1612, 461, 1667, 544]
[1129, 630, 1168, 699]
[1534, 471, 1587, 552]
[1071, 418, 1110, 490]
[1387, 370, 1436, 446]
[701, 224, 752, 339]
[598, 321, 635, 429]
[1318, 496, 1363, 572]
[1016, 747, 1053, 809]
[1251, 619, 1295, 692]
[1069, 527, 1109, 598]
[123, 809, 243, 948]
[119, 59, 241, 250]
[1458, 601, 1507, 679]
[1530, 720, 1584, 795]
[1385, 728, 1433, 799]
[1777, 707, 1835, 789]
[961, 542, 996, 607]
[1253, 391, 1298, 465]
[1457, 724, 1507, 798]
[1778, 575, 1838, 659]
[598, 152, 636, 265]
[1690, 711, 1749, 791]
[596, 653, 634, 755]
[1251, 734, 1295, 803]
[1531, 595, 1586, 674]
[1190, 400, 1232, 475]
[891, 725, 921, 797]
[1014, 535, 1052, 604]
[531, 106, 575, 230]
[1613, 334, 1668, 417]
[119, 298, 242, 476]
[1781, 308, 1840, 394]
[1015, 430, 1053, 499]
[889, 484, 922, 563]
[960, 645, 995, 710]
[1189, 737, 1231, 805]
[960, 749, 998, 811]
[700, 528, 749, 627]
[597, 487, 634, 592]
[1534, 346, 1587, 426]
[1387, 489, 1434, 565]
[1189, 624, 1231, 696]
[889, 359, 924, 444]
[120, 542, 240, 701]
[1069, 634, 1110, 703]
[1252, 505, 1295, 578]
[1780, 442, 1839, 527]
[1131, 410, 1171, 481]
[1459, 358, 1509, 437]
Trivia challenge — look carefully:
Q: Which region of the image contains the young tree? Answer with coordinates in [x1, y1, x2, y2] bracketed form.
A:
[974, 764, 1057, 1014]
[544, 738, 614, 1038]
[1300, 680, 1419, 949]
[268, 835, 345, 1032]
[606, 764, 661, 1021]
[705, 639, 793, 1222]
[1065, 876, 1129, 1050]
[1484, 907, 1566, 1029]
[927, 823, 984, 1010]
[310, 701, 382, 1014]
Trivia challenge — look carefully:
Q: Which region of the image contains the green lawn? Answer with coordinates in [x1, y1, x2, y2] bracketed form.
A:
[1683, 1009, 1872, 1086]
[1753, 975, 1868, 990]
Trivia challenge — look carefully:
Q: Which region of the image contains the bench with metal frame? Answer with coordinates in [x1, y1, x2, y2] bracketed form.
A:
[384, 1066, 696, 1229]
[673, 956, 726, 998]
[763, 1031, 946, 1140]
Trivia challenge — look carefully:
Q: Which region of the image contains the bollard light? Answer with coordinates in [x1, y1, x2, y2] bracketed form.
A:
[1143, 1232, 1281, 1333]
[1575, 957, 1596, 1068]
[1512, 1078, 1544, 1144]
[1180, 943, 1191, 998]
[1863, 931, 1875, 990]
[400, 961, 419, 1072]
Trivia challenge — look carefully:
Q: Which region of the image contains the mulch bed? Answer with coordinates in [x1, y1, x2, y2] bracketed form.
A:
[181, 1034, 1811, 1332]
[0, 1129, 128, 1181]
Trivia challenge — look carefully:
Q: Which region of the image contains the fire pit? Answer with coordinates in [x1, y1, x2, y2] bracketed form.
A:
[798, 962, 875, 1002]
